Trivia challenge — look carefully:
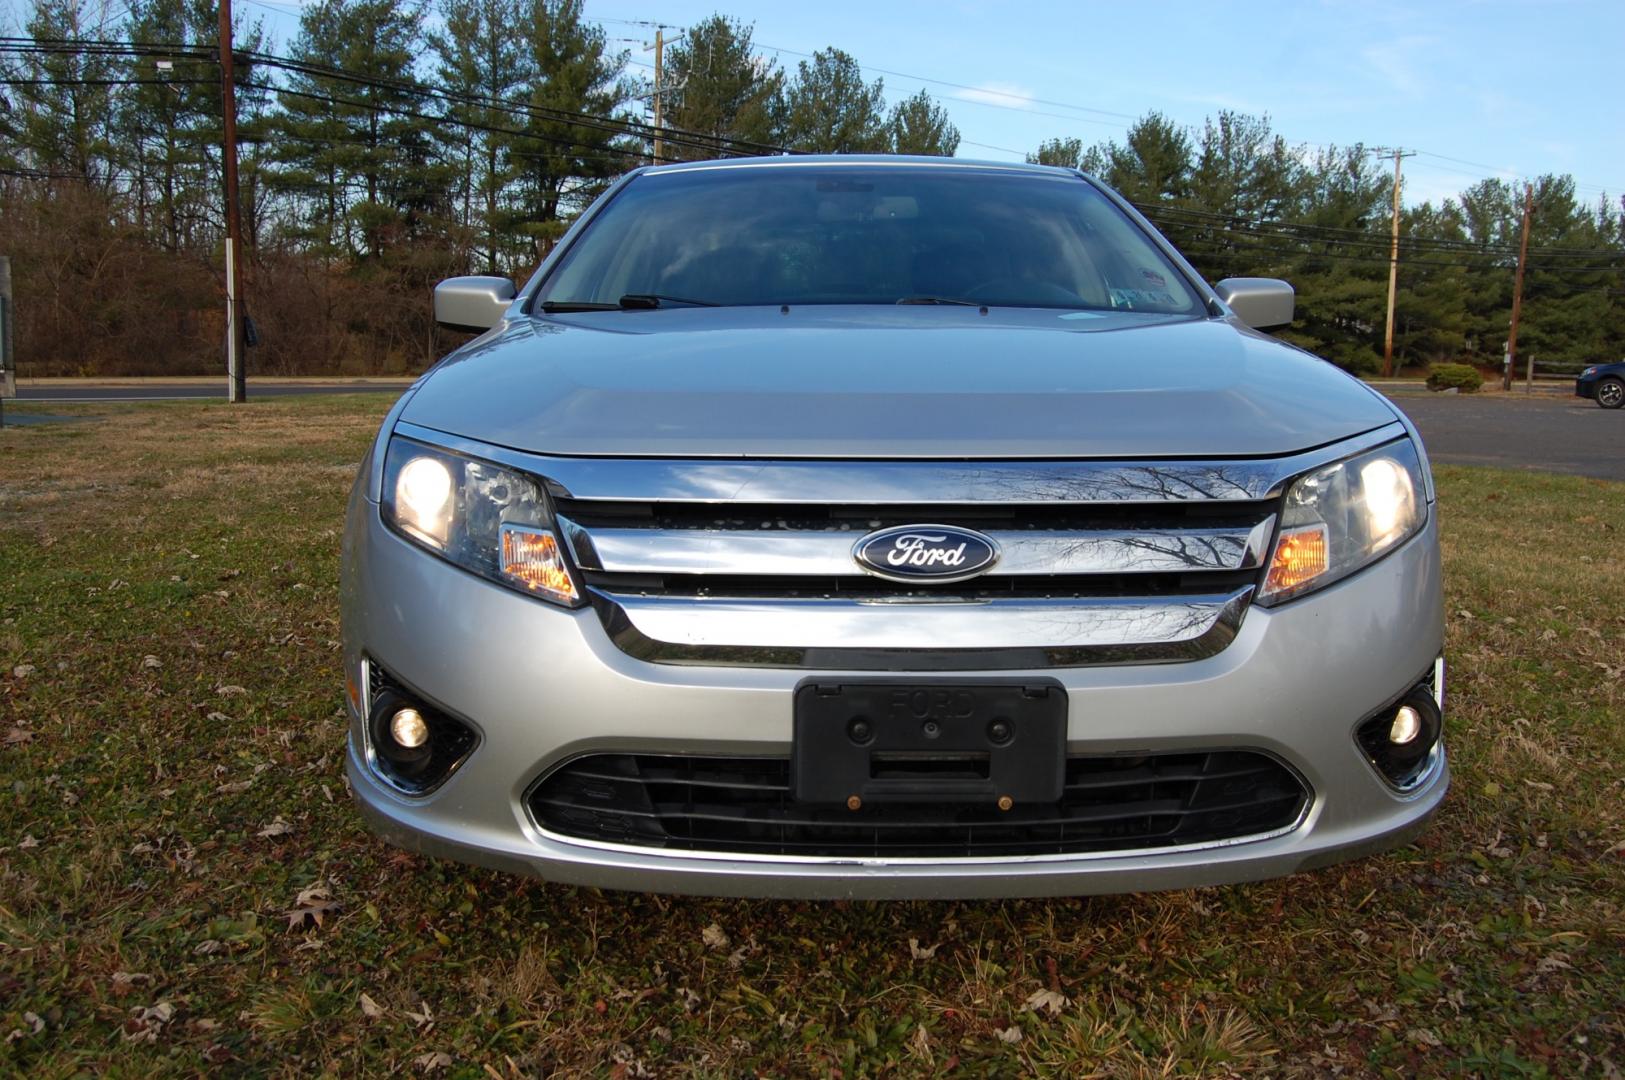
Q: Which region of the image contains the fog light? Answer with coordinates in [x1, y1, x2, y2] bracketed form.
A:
[1389, 705, 1422, 745]
[390, 707, 429, 749]
[1355, 680, 1443, 791]
[365, 681, 477, 796]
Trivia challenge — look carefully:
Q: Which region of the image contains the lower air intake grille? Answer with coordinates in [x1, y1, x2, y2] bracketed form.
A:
[530, 751, 1307, 858]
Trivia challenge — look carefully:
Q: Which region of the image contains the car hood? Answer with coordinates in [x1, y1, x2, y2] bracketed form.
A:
[401, 306, 1399, 459]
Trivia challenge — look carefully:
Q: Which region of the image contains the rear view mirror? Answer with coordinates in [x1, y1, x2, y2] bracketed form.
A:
[434, 276, 516, 333]
[1214, 278, 1295, 331]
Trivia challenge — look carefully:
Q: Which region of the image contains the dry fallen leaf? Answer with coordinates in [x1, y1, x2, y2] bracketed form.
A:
[995, 1025, 1022, 1044]
[256, 817, 294, 838]
[414, 1051, 453, 1073]
[5, 728, 35, 746]
[11, 664, 35, 678]
[142, 655, 162, 670]
[908, 937, 939, 960]
[216, 684, 249, 697]
[359, 993, 384, 1019]
[122, 1002, 176, 1043]
[701, 923, 729, 951]
[1023, 988, 1069, 1016]
[285, 886, 341, 931]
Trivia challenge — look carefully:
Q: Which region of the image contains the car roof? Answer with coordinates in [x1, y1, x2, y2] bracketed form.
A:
[638, 154, 1084, 180]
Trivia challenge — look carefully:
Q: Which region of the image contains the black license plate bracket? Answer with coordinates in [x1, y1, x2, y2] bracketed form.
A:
[792, 680, 1067, 807]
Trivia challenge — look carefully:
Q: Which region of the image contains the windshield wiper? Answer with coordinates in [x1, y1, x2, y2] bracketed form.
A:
[617, 293, 719, 309]
[896, 295, 983, 307]
[539, 299, 621, 313]
[540, 294, 720, 313]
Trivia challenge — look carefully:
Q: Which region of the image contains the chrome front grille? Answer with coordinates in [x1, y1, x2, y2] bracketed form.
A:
[389, 419, 1409, 669]
[554, 479, 1277, 669]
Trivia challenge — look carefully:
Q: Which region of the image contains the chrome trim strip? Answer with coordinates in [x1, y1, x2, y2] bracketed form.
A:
[392, 421, 1406, 505]
[595, 587, 1253, 669]
[534, 813, 1309, 867]
[523, 747, 1313, 866]
[563, 518, 1274, 577]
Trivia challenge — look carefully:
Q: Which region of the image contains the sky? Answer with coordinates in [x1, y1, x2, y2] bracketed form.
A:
[15, 0, 1622, 208]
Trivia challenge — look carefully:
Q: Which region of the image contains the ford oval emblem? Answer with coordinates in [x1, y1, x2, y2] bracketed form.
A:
[852, 524, 1000, 583]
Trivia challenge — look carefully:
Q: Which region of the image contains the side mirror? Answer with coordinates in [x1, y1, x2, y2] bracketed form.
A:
[1214, 278, 1294, 331]
[434, 276, 516, 333]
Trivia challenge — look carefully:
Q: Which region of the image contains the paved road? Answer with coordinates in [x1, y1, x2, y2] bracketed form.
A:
[15, 382, 408, 402]
[9, 382, 1620, 481]
[1387, 392, 1622, 482]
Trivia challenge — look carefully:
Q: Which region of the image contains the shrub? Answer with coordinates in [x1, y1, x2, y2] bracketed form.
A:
[1426, 363, 1483, 393]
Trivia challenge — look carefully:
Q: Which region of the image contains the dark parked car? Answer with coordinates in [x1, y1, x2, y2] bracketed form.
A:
[1576, 361, 1624, 408]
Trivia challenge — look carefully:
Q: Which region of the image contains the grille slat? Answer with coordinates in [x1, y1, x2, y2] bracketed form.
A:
[532, 751, 1307, 858]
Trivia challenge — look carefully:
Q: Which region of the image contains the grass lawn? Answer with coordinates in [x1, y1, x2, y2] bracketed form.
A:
[1, 397, 1621, 1078]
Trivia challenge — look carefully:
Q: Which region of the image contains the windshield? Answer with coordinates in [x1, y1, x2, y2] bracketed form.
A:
[537, 164, 1203, 315]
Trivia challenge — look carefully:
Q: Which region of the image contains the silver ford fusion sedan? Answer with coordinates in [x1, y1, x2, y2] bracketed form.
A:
[341, 157, 1446, 899]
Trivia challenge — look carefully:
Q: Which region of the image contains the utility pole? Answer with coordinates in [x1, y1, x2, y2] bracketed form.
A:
[0, 256, 13, 430]
[219, 0, 247, 403]
[1377, 147, 1414, 378]
[651, 27, 664, 164]
[1503, 182, 1534, 392]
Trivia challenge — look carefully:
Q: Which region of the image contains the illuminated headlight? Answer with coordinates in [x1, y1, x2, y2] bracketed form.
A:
[381, 437, 580, 606]
[1581, 366, 1598, 377]
[1259, 438, 1428, 604]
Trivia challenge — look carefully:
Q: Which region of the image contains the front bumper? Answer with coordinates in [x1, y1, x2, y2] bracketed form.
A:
[1576, 378, 1595, 399]
[341, 485, 1448, 900]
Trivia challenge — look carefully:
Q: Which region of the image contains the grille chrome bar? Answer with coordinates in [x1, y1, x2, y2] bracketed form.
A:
[599, 586, 1252, 660]
[562, 517, 1275, 577]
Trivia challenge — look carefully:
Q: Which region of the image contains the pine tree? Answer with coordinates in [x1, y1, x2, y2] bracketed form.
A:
[1095, 112, 1192, 204]
[777, 48, 886, 154]
[266, 0, 444, 260]
[662, 14, 781, 160]
[432, 0, 531, 272]
[1, 0, 120, 186]
[1025, 137, 1083, 169]
[887, 89, 957, 157]
[118, 0, 267, 253]
[511, 0, 633, 258]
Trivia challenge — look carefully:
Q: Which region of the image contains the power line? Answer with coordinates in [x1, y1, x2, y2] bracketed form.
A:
[1, 36, 793, 160]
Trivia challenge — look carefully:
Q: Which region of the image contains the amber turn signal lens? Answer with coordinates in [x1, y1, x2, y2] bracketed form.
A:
[1265, 525, 1329, 594]
[500, 525, 578, 604]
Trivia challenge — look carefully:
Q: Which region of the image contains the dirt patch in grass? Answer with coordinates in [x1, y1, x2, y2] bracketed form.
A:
[2, 400, 1621, 1077]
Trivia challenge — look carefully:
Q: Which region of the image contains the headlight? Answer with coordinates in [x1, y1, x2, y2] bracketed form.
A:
[1258, 438, 1427, 605]
[1581, 366, 1598, 377]
[381, 437, 580, 606]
